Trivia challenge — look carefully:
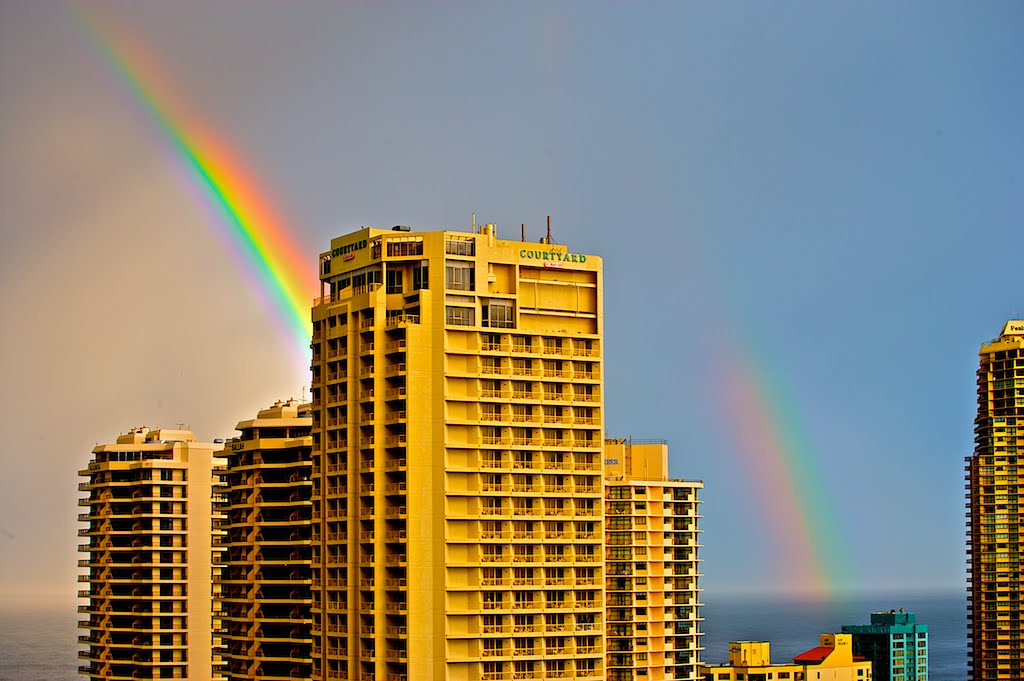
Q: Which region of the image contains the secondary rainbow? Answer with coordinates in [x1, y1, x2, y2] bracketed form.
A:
[74, 8, 317, 373]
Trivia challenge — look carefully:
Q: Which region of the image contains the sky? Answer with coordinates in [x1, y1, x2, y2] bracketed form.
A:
[1, 1, 1022, 602]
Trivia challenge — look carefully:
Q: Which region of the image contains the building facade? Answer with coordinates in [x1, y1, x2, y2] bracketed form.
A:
[701, 635, 873, 681]
[604, 439, 704, 681]
[842, 610, 927, 681]
[219, 400, 313, 681]
[967, 320, 1024, 680]
[78, 427, 224, 681]
[309, 224, 605, 681]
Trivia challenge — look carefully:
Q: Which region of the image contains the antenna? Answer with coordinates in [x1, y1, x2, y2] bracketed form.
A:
[472, 212, 477, 233]
[546, 215, 552, 244]
[522, 223, 525, 242]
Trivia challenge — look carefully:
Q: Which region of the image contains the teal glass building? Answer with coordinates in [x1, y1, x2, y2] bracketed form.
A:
[842, 610, 928, 681]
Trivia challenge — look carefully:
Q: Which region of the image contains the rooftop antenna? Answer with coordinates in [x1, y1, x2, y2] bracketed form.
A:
[472, 212, 477, 233]
[522, 223, 525, 242]
[301, 385, 308, 402]
[546, 215, 552, 244]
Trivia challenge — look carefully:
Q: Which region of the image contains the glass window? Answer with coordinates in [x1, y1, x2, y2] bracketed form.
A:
[445, 261, 475, 290]
[446, 306, 475, 326]
[386, 268, 403, 294]
[445, 238, 475, 256]
[412, 261, 429, 290]
[483, 300, 515, 328]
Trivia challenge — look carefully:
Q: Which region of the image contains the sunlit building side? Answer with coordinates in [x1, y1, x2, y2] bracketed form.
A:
[309, 224, 606, 680]
[967, 320, 1024, 680]
[78, 427, 224, 681]
[604, 438, 704, 681]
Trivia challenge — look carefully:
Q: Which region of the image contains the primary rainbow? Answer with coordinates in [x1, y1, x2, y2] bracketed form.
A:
[74, 8, 317, 373]
[718, 338, 846, 597]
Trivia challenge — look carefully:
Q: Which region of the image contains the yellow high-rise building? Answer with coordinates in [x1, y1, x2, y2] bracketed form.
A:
[604, 439, 704, 681]
[309, 224, 605, 681]
[78, 427, 224, 681]
[967, 320, 1024, 680]
[219, 400, 314, 681]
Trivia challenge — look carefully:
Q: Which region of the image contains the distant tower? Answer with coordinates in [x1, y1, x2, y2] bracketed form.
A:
[78, 427, 224, 681]
[842, 610, 928, 680]
[604, 438, 704, 681]
[967, 320, 1024, 680]
[218, 400, 313, 681]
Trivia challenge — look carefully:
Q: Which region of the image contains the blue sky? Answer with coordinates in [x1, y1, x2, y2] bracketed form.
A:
[1, 1, 1021, 598]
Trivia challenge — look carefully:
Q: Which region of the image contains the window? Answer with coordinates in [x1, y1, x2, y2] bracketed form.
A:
[386, 268, 403, 294]
[483, 300, 515, 328]
[386, 238, 423, 257]
[446, 306, 474, 326]
[513, 335, 532, 352]
[446, 238, 475, 256]
[411, 261, 429, 290]
[445, 261, 475, 290]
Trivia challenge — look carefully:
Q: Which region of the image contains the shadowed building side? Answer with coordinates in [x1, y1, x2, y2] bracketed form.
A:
[218, 400, 313, 681]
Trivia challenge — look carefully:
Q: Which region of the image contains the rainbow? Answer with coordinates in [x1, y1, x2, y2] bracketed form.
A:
[718, 342, 845, 597]
[73, 8, 317, 375]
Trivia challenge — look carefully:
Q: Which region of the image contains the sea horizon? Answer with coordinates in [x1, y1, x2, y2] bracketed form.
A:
[2, 586, 967, 681]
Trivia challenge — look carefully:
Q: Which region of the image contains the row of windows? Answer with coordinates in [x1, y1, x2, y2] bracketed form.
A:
[446, 302, 516, 328]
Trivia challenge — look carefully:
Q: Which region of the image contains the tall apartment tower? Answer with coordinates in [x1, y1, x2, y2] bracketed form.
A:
[78, 427, 224, 681]
[603, 439, 704, 681]
[309, 224, 605, 681]
[967, 320, 1024, 680]
[219, 400, 314, 681]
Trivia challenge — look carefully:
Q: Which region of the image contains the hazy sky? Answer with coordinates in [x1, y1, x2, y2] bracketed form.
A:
[1, 1, 1022, 601]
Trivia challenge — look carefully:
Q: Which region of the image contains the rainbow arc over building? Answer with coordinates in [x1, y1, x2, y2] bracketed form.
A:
[74, 7, 318, 374]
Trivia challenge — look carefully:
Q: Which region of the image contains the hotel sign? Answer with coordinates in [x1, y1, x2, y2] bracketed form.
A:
[519, 248, 587, 264]
[1003, 321, 1024, 336]
[331, 239, 368, 260]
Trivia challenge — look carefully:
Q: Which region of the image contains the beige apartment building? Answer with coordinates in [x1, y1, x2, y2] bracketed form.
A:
[218, 400, 314, 681]
[604, 439, 704, 681]
[78, 427, 224, 681]
[309, 224, 605, 681]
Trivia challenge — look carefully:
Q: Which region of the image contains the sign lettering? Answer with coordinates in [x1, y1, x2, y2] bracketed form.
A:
[331, 239, 368, 258]
[519, 249, 587, 263]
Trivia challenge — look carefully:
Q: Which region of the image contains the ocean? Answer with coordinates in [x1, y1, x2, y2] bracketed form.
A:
[702, 589, 968, 681]
[0, 589, 967, 681]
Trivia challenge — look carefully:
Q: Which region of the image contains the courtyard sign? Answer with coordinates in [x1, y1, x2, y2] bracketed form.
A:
[519, 249, 587, 263]
[331, 239, 368, 259]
